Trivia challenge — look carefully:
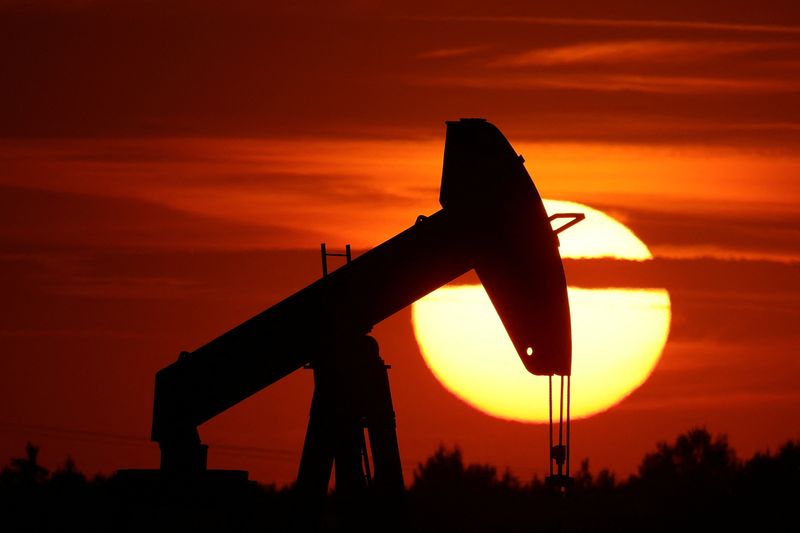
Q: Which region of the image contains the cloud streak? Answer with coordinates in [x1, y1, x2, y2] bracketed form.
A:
[427, 15, 800, 35]
[0, 185, 321, 251]
[419, 73, 800, 94]
[493, 40, 795, 67]
[3, 136, 798, 256]
[418, 45, 489, 59]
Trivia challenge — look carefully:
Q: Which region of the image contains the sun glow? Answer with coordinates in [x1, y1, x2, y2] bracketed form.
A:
[411, 200, 671, 422]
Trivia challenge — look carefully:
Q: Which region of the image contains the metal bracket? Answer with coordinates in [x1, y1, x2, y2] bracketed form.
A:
[548, 213, 585, 235]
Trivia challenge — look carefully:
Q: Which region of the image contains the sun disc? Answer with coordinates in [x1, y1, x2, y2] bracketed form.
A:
[411, 200, 671, 423]
[544, 199, 651, 260]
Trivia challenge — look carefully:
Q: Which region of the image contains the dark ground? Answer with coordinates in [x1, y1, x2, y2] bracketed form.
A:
[2, 428, 798, 532]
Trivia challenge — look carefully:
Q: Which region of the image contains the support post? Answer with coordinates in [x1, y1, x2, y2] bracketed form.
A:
[295, 336, 405, 531]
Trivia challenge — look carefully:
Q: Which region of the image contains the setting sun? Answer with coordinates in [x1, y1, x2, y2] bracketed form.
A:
[543, 199, 652, 260]
[411, 200, 671, 423]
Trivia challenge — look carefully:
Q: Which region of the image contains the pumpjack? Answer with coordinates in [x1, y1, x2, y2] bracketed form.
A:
[146, 119, 578, 528]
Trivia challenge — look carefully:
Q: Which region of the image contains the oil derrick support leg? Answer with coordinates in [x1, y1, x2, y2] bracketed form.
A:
[294, 335, 406, 530]
[296, 384, 336, 528]
[295, 337, 371, 530]
[363, 354, 405, 504]
[332, 414, 371, 529]
[349, 336, 407, 530]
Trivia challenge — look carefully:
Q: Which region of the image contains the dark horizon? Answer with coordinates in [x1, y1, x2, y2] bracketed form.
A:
[3, 427, 798, 531]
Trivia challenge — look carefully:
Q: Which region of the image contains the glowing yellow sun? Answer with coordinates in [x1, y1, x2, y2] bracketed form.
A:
[411, 200, 671, 423]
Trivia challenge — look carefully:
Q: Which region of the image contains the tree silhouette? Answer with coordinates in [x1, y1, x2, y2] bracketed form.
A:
[572, 458, 616, 492]
[1, 442, 49, 487]
[634, 427, 737, 494]
[409, 445, 531, 532]
[0, 431, 797, 532]
[50, 456, 86, 488]
[624, 428, 744, 531]
[411, 445, 512, 494]
[737, 438, 800, 519]
[1, 442, 50, 532]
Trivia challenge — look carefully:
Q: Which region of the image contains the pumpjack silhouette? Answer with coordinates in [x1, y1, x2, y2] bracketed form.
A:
[135, 119, 579, 529]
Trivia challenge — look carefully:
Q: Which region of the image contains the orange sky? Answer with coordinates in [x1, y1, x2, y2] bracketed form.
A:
[1, 1, 799, 485]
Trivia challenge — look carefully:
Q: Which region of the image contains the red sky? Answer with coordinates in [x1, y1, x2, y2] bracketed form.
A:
[1, 1, 799, 485]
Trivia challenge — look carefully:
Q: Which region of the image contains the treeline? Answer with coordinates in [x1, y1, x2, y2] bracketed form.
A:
[409, 428, 800, 531]
[1, 428, 798, 532]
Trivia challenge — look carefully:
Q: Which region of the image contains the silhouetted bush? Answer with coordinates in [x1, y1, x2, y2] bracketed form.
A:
[2, 430, 798, 532]
[409, 445, 534, 532]
[633, 427, 738, 492]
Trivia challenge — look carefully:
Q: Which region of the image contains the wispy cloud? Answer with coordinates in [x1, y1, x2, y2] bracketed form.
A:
[597, 205, 800, 263]
[423, 15, 800, 35]
[3, 137, 799, 253]
[563, 258, 800, 294]
[493, 40, 794, 67]
[419, 73, 800, 94]
[0, 185, 320, 251]
[619, 390, 800, 412]
[418, 45, 489, 59]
